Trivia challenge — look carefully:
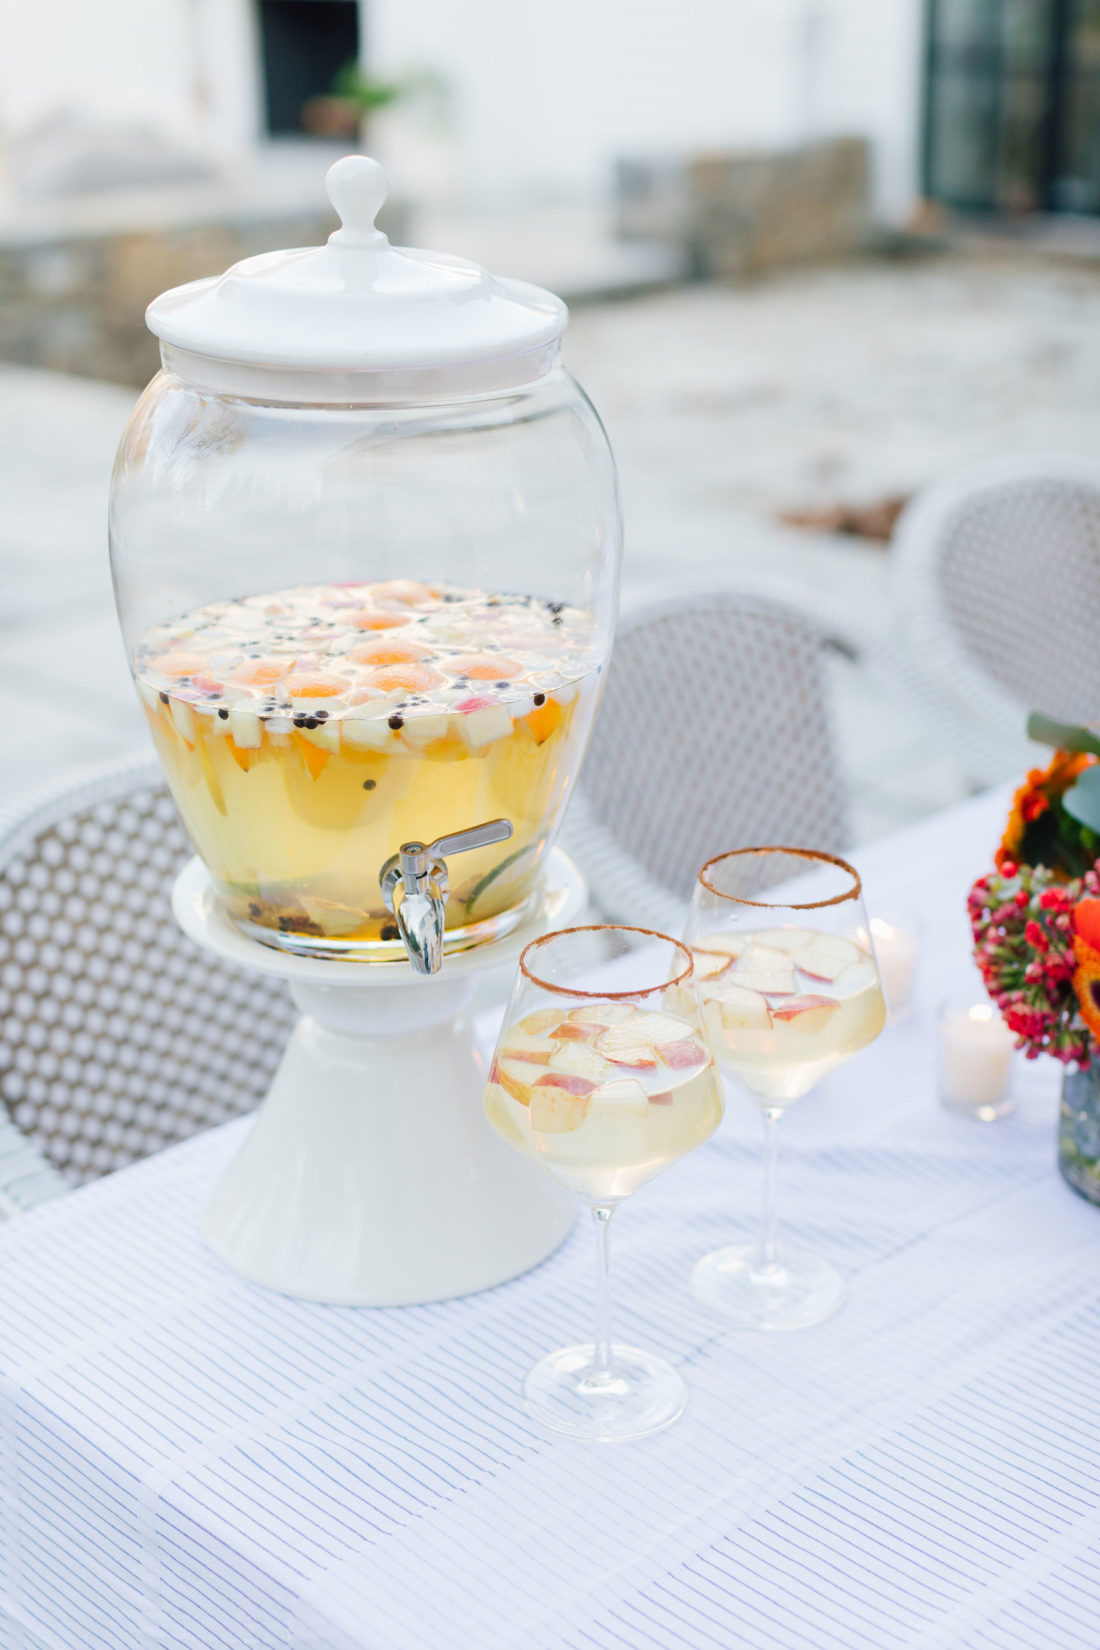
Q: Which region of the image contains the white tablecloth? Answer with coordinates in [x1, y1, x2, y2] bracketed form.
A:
[3, 788, 1099, 1650]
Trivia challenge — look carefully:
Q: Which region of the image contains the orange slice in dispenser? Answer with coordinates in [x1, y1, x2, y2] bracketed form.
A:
[364, 663, 445, 694]
[233, 659, 288, 687]
[446, 654, 523, 680]
[349, 638, 431, 668]
[526, 696, 561, 745]
[293, 731, 331, 780]
[284, 673, 347, 700]
[150, 650, 207, 678]
[370, 580, 435, 606]
[351, 611, 411, 631]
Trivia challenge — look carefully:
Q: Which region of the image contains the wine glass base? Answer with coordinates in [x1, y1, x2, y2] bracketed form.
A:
[522, 1343, 687, 1442]
[691, 1244, 844, 1331]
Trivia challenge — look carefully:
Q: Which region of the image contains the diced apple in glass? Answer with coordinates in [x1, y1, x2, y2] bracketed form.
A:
[549, 1043, 612, 1081]
[794, 935, 861, 983]
[772, 995, 840, 1035]
[530, 1073, 595, 1132]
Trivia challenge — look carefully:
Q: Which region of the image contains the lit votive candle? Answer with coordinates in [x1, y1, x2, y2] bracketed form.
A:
[938, 996, 1015, 1121]
[869, 915, 920, 1018]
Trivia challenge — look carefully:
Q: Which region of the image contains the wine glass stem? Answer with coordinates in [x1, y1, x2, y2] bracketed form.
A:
[755, 1105, 783, 1277]
[591, 1203, 616, 1373]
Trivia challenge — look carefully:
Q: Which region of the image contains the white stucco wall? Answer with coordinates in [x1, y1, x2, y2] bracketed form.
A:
[0, 0, 190, 136]
[0, 0, 925, 221]
[370, 0, 926, 221]
[0, 0, 260, 165]
[807, 0, 926, 222]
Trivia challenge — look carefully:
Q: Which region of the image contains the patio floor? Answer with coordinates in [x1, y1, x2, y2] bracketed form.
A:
[4, 248, 1099, 840]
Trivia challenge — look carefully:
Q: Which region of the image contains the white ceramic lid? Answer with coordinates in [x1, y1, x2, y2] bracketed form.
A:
[145, 155, 568, 380]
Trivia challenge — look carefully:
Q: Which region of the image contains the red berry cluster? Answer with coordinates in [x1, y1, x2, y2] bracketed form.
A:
[968, 859, 1099, 1065]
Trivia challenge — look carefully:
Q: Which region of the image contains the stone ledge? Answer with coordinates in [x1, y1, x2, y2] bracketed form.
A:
[617, 137, 872, 278]
[0, 197, 414, 387]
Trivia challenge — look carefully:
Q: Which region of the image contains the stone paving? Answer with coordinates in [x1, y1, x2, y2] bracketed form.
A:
[3, 249, 1100, 841]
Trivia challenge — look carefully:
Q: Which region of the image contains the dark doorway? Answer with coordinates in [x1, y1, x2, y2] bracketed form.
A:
[923, 0, 1100, 212]
[258, 0, 360, 136]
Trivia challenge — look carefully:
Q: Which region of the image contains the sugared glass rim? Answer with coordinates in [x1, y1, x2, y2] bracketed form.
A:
[698, 846, 862, 910]
[519, 924, 694, 999]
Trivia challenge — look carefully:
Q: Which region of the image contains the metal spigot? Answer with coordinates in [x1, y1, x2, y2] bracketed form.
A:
[379, 818, 513, 975]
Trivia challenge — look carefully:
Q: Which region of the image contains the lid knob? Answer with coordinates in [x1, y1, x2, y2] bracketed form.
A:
[326, 155, 389, 248]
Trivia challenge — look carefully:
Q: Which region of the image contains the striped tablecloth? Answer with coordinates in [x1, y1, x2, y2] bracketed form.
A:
[3, 788, 1098, 1650]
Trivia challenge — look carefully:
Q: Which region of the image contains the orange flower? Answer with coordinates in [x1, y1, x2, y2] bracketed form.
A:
[1073, 930, 1100, 1040]
[1045, 751, 1095, 795]
[997, 791, 1032, 868]
[997, 750, 1096, 869]
[1076, 897, 1100, 952]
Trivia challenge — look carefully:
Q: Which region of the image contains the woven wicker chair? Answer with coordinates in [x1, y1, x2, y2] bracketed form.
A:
[0, 756, 296, 1216]
[562, 583, 858, 934]
[892, 456, 1100, 787]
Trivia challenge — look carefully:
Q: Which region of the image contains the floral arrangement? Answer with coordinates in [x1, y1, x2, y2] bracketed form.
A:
[969, 714, 1100, 1066]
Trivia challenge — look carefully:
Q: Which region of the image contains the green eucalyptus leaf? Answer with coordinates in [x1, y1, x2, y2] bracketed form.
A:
[1027, 712, 1100, 758]
[1063, 765, 1100, 833]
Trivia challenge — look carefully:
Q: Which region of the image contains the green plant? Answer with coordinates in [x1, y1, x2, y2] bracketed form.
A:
[331, 64, 406, 114]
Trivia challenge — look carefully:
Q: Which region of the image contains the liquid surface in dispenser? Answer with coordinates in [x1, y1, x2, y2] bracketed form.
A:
[135, 579, 600, 955]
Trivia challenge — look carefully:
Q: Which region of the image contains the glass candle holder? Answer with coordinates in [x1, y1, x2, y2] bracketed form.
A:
[938, 993, 1015, 1121]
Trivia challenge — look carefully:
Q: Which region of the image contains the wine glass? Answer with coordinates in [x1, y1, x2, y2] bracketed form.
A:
[684, 848, 886, 1331]
[484, 925, 725, 1441]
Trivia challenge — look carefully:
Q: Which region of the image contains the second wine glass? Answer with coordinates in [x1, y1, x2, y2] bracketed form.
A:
[685, 848, 886, 1331]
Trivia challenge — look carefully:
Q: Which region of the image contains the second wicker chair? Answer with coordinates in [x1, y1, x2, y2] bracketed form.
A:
[892, 455, 1100, 786]
[564, 585, 856, 933]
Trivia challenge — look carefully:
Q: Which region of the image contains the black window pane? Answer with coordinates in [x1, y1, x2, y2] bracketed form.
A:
[1003, 0, 1052, 67]
[998, 68, 1048, 208]
[259, 0, 360, 137]
[928, 69, 1001, 206]
[1058, 0, 1100, 207]
[924, 0, 1100, 213]
[936, 0, 1003, 48]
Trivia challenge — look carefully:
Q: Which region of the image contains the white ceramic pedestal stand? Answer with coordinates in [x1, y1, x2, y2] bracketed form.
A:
[172, 851, 585, 1305]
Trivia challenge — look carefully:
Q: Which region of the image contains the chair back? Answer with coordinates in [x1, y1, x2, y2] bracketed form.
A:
[893, 457, 1100, 781]
[567, 586, 852, 930]
[0, 757, 295, 1186]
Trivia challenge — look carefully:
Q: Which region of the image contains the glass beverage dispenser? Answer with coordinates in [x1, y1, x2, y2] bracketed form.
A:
[110, 156, 621, 972]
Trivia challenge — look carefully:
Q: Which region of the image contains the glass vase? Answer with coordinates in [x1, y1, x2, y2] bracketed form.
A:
[1059, 1063, 1100, 1206]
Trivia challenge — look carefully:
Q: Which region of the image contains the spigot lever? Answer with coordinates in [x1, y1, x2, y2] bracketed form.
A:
[379, 818, 513, 975]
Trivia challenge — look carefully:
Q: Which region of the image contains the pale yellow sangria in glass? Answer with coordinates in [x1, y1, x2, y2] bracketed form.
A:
[484, 925, 724, 1442]
[685, 848, 886, 1331]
